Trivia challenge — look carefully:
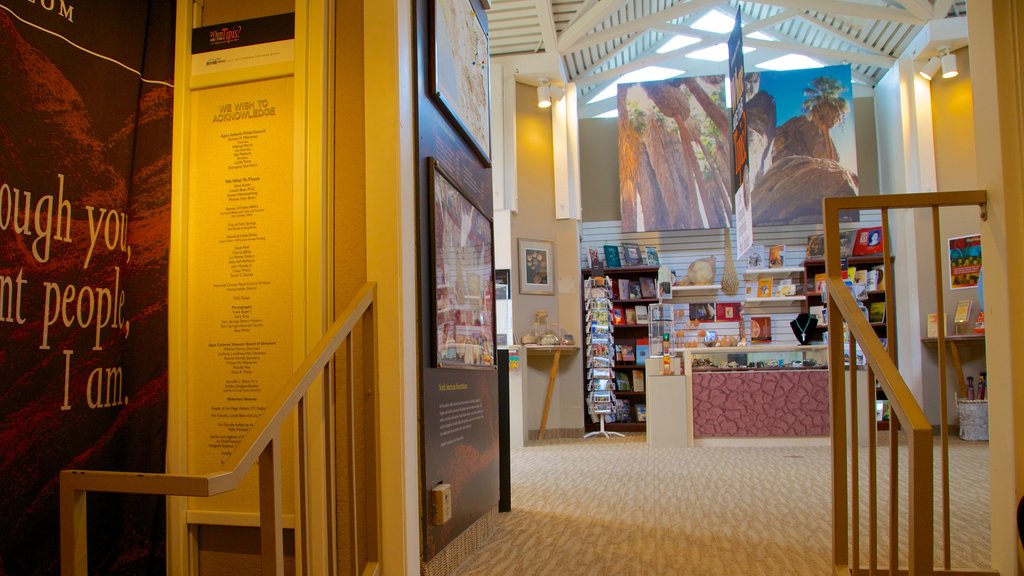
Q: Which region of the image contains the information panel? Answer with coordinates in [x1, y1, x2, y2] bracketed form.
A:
[186, 76, 296, 512]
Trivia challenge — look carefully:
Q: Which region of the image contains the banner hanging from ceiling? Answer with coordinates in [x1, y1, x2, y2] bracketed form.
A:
[728, 7, 753, 257]
[0, 0, 174, 573]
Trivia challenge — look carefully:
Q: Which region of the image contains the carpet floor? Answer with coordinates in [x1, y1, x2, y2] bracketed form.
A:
[451, 434, 990, 575]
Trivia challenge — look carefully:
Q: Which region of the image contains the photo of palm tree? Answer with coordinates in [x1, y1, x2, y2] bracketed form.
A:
[619, 65, 859, 232]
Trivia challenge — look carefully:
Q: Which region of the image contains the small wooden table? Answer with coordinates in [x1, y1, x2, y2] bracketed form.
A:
[524, 345, 578, 439]
[922, 333, 986, 397]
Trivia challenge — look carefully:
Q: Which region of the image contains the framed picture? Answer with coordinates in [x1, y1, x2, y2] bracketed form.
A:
[948, 234, 982, 290]
[519, 238, 555, 295]
[429, 158, 495, 368]
[430, 0, 491, 164]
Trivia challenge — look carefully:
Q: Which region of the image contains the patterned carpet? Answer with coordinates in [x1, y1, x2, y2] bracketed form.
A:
[450, 434, 991, 575]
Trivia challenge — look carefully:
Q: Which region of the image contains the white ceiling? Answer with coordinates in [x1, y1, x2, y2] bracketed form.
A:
[486, 0, 968, 117]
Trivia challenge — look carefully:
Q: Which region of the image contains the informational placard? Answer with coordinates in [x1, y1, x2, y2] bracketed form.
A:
[191, 13, 295, 75]
[186, 77, 296, 511]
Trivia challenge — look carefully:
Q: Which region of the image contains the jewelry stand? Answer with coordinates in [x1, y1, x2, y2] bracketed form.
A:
[584, 413, 625, 438]
[790, 313, 818, 345]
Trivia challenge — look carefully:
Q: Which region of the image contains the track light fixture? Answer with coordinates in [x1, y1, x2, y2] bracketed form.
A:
[940, 46, 958, 79]
[919, 56, 941, 81]
[537, 78, 552, 108]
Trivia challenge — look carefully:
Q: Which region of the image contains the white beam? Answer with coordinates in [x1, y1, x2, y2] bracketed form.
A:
[533, 0, 568, 82]
[793, 13, 887, 56]
[575, 36, 719, 87]
[564, 0, 719, 54]
[744, 38, 894, 67]
[556, 0, 631, 53]
[563, 0, 601, 30]
[932, 0, 956, 19]
[898, 0, 935, 22]
[763, 0, 925, 25]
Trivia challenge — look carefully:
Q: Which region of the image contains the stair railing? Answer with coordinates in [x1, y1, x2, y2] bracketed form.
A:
[824, 192, 993, 576]
[60, 282, 379, 576]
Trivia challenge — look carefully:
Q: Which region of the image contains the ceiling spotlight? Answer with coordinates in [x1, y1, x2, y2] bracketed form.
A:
[919, 56, 941, 81]
[940, 47, 958, 79]
[537, 78, 552, 109]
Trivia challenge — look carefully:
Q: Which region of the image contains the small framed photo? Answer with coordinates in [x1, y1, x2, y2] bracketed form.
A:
[519, 238, 555, 295]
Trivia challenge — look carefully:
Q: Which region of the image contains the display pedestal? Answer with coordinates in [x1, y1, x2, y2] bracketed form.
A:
[584, 414, 625, 439]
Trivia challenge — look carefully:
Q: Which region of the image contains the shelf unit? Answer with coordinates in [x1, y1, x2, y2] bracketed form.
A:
[804, 254, 894, 430]
[582, 266, 657, 433]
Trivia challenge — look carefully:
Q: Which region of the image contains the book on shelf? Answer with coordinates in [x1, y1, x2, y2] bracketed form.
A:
[927, 313, 947, 338]
[974, 310, 985, 333]
[625, 308, 637, 325]
[865, 269, 879, 292]
[636, 343, 649, 364]
[617, 279, 631, 299]
[611, 306, 625, 325]
[768, 244, 786, 268]
[853, 226, 883, 256]
[603, 244, 622, 268]
[839, 230, 857, 258]
[814, 273, 826, 294]
[757, 276, 774, 298]
[689, 302, 715, 322]
[954, 300, 973, 334]
[750, 316, 772, 342]
[645, 246, 660, 265]
[588, 247, 602, 269]
[640, 276, 657, 299]
[869, 301, 886, 323]
[809, 305, 826, 326]
[632, 369, 645, 392]
[747, 244, 766, 269]
[622, 242, 643, 266]
[806, 234, 825, 259]
[619, 344, 636, 362]
[629, 282, 643, 300]
[635, 305, 649, 324]
[853, 269, 867, 285]
[615, 371, 631, 391]
[716, 302, 740, 322]
[635, 404, 647, 422]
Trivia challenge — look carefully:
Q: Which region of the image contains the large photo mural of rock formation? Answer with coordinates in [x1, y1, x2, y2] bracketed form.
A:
[619, 65, 858, 232]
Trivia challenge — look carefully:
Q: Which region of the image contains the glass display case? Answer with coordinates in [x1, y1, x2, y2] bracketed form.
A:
[680, 344, 828, 374]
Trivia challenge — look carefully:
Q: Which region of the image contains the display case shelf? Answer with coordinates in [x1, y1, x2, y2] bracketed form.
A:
[744, 296, 807, 304]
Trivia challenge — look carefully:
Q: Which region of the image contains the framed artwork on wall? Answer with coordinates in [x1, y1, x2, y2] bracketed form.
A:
[429, 158, 495, 368]
[518, 238, 555, 295]
[430, 0, 492, 164]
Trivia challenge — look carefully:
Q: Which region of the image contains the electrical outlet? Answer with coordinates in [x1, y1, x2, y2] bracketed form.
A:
[431, 483, 452, 525]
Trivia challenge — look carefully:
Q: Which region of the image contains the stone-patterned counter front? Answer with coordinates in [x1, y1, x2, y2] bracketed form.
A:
[691, 370, 829, 438]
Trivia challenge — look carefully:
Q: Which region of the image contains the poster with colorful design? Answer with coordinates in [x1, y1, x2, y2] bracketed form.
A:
[0, 1, 173, 572]
[948, 234, 982, 290]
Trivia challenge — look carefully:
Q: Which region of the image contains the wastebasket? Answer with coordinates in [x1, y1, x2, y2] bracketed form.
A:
[957, 399, 988, 441]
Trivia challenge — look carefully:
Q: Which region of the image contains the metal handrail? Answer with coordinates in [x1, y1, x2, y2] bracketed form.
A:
[60, 282, 378, 575]
[823, 191, 993, 576]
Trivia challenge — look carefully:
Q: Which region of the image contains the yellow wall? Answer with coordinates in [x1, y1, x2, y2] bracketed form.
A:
[513, 82, 584, 434]
[967, 3, 1024, 572]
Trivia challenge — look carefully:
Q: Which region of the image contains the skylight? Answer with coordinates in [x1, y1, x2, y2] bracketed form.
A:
[686, 43, 754, 63]
[656, 34, 701, 54]
[595, 109, 619, 118]
[586, 66, 685, 103]
[691, 9, 738, 34]
[746, 31, 776, 41]
[756, 54, 825, 71]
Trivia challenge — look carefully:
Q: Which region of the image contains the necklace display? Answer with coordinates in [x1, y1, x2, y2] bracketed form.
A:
[790, 313, 817, 345]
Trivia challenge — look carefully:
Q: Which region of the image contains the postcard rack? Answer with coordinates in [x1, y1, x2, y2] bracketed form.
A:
[583, 276, 624, 439]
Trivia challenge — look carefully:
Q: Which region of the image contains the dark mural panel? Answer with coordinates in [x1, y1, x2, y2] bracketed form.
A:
[0, 1, 173, 573]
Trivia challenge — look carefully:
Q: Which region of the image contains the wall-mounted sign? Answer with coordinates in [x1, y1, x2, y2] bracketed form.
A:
[191, 13, 295, 75]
